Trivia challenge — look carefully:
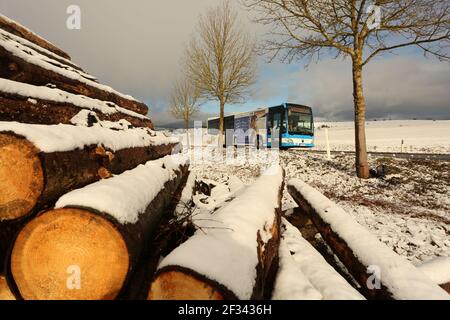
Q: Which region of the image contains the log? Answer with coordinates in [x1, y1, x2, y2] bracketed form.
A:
[7, 155, 189, 300]
[272, 218, 364, 300]
[287, 179, 450, 300]
[149, 166, 284, 300]
[0, 85, 153, 129]
[0, 275, 14, 300]
[0, 32, 148, 115]
[0, 123, 178, 267]
[0, 14, 71, 60]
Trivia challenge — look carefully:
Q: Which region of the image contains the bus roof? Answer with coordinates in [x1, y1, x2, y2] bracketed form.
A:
[207, 103, 311, 121]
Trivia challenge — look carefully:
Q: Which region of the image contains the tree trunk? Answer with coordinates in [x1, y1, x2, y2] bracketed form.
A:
[7, 160, 189, 300]
[352, 56, 370, 179]
[0, 133, 177, 269]
[0, 95, 154, 129]
[218, 99, 225, 148]
[185, 118, 190, 148]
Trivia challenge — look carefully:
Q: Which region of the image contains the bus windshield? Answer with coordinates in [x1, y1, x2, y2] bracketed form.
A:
[288, 109, 313, 135]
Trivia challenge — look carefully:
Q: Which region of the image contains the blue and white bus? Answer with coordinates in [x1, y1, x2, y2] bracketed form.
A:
[207, 103, 314, 149]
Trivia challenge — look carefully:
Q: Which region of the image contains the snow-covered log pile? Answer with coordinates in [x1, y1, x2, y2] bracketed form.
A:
[287, 179, 450, 300]
[8, 155, 189, 300]
[0, 14, 71, 60]
[149, 166, 284, 300]
[0, 79, 154, 128]
[0, 15, 187, 300]
[0, 24, 147, 115]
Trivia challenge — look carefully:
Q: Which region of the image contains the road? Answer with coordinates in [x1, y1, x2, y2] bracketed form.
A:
[292, 149, 450, 161]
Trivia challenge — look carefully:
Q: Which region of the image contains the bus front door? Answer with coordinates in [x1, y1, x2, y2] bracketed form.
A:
[268, 108, 283, 148]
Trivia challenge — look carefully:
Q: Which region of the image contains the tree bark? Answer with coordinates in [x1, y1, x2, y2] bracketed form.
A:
[352, 55, 370, 179]
[7, 162, 189, 300]
[0, 46, 148, 116]
[0, 95, 154, 129]
[219, 99, 225, 148]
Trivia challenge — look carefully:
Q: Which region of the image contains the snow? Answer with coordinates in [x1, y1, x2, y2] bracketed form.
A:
[70, 110, 133, 131]
[189, 147, 449, 265]
[418, 257, 450, 285]
[0, 121, 178, 153]
[175, 171, 197, 216]
[314, 120, 450, 154]
[0, 25, 82, 72]
[272, 236, 323, 300]
[0, 29, 138, 102]
[0, 78, 147, 119]
[158, 165, 284, 299]
[287, 178, 449, 300]
[55, 155, 188, 225]
[273, 219, 365, 300]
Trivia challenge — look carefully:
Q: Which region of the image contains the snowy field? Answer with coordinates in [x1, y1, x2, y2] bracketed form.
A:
[189, 149, 450, 266]
[166, 120, 450, 266]
[314, 120, 450, 154]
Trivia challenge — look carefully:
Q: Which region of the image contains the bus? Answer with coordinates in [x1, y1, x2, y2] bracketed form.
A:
[207, 103, 314, 149]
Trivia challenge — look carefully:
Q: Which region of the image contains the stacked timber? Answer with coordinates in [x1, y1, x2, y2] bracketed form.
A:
[0, 15, 184, 300]
[287, 179, 450, 300]
[149, 166, 284, 300]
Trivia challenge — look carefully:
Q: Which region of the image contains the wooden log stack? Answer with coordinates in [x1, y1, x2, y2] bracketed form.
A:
[287, 178, 450, 300]
[0, 15, 186, 300]
[149, 166, 285, 300]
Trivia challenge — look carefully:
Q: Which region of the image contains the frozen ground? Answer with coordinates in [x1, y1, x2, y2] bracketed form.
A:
[190, 149, 450, 266]
[314, 120, 450, 154]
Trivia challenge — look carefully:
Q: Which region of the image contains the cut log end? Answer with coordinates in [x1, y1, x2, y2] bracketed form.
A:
[0, 133, 43, 221]
[148, 271, 224, 300]
[0, 275, 15, 300]
[11, 208, 129, 300]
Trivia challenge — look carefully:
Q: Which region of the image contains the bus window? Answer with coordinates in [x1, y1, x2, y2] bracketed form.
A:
[288, 110, 313, 135]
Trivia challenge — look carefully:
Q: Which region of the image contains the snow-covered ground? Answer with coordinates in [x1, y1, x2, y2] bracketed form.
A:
[165, 121, 450, 266]
[314, 120, 450, 154]
[190, 149, 450, 266]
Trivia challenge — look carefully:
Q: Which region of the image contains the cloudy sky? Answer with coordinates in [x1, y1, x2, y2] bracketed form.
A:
[1, 0, 449, 125]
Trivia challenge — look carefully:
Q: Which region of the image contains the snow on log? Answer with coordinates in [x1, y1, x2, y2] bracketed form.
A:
[0, 123, 178, 265]
[0, 29, 148, 115]
[149, 166, 284, 300]
[8, 155, 189, 300]
[287, 179, 450, 300]
[272, 218, 365, 300]
[0, 79, 153, 128]
[418, 257, 450, 293]
[0, 275, 14, 300]
[0, 14, 71, 60]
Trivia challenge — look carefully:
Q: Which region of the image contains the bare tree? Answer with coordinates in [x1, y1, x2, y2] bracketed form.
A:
[185, 1, 256, 145]
[244, 0, 449, 178]
[169, 76, 200, 146]
[170, 77, 200, 130]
